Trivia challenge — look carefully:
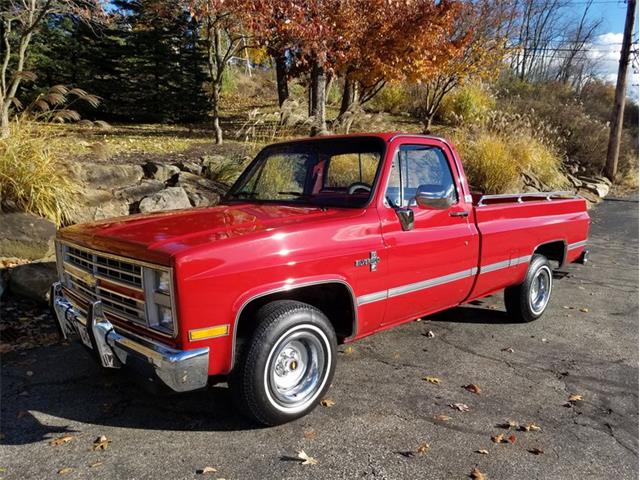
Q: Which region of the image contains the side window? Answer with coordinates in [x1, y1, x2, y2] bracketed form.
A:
[385, 145, 457, 207]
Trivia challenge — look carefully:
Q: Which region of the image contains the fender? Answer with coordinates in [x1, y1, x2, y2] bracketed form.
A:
[229, 275, 358, 368]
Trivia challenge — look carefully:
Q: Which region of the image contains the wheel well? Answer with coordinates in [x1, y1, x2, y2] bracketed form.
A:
[533, 241, 566, 268]
[234, 282, 356, 352]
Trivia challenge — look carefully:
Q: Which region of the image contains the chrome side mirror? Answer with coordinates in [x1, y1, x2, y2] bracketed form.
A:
[395, 207, 414, 231]
[415, 184, 456, 210]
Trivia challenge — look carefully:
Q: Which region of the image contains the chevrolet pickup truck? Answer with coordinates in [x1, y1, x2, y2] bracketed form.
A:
[51, 133, 590, 425]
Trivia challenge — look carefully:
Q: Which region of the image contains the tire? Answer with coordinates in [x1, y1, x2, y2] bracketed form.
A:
[229, 300, 337, 426]
[504, 254, 553, 323]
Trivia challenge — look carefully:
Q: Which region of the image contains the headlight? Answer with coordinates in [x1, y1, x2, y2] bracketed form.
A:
[156, 270, 171, 294]
[155, 305, 174, 332]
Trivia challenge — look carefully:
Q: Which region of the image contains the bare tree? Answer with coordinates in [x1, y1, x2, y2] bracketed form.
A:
[0, 0, 100, 138]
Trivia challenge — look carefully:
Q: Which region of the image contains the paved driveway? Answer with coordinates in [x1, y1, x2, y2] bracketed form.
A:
[1, 195, 638, 479]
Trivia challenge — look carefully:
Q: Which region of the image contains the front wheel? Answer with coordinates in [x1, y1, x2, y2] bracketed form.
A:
[229, 300, 337, 426]
[504, 254, 553, 322]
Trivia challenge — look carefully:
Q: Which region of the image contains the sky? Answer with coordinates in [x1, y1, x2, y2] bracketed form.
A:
[586, 0, 638, 99]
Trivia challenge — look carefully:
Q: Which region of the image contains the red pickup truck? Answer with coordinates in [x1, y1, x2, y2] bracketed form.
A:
[51, 133, 590, 425]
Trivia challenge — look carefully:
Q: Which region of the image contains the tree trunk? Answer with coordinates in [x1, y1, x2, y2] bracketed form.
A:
[422, 114, 434, 134]
[0, 104, 10, 139]
[211, 83, 223, 144]
[338, 76, 358, 118]
[274, 53, 289, 107]
[309, 59, 327, 136]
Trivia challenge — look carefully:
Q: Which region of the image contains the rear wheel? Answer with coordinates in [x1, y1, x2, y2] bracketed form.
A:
[504, 254, 553, 322]
[229, 300, 337, 426]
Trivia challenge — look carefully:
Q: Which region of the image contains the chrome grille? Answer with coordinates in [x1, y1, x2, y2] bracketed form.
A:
[61, 244, 147, 324]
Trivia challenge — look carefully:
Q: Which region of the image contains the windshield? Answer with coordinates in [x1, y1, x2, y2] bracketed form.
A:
[225, 137, 385, 208]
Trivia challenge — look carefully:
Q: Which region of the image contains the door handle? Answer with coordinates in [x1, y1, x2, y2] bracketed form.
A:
[449, 211, 469, 217]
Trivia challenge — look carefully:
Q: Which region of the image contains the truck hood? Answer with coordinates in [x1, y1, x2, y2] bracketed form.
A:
[57, 203, 354, 266]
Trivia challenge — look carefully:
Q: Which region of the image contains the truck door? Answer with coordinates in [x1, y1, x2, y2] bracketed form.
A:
[378, 142, 478, 327]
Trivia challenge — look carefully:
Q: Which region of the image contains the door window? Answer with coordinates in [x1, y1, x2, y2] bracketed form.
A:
[385, 145, 457, 207]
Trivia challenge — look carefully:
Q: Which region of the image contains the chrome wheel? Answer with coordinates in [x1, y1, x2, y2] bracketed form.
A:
[529, 265, 552, 315]
[265, 326, 329, 411]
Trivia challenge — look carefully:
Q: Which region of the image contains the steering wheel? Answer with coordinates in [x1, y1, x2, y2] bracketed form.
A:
[347, 182, 371, 195]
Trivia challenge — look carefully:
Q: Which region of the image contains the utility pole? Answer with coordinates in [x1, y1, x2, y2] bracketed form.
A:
[605, 0, 637, 181]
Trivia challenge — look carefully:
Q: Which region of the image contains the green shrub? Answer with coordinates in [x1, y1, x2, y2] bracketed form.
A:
[438, 83, 495, 125]
[368, 82, 409, 114]
[0, 120, 76, 225]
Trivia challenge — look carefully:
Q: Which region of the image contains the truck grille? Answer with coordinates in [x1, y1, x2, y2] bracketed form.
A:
[60, 244, 147, 324]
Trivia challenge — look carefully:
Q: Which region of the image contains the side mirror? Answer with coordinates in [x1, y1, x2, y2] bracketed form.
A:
[395, 207, 414, 231]
[415, 184, 456, 210]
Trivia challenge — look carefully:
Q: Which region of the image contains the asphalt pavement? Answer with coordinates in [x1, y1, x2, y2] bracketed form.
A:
[1, 195, 638, 480]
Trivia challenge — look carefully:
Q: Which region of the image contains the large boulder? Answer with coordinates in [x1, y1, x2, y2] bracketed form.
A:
[113, 179, 165, 203]
[68, 188, 130, 224]
[9, 261, 58, 304]
[175, 160, 203, 175]
[139, 187, 191, 213]
[201, 155, 229, 180]
[0, 213, 56, 260]
[68, 163, 144, 189]
[143, 162, 180, 183]
[176, 172, 224, 207]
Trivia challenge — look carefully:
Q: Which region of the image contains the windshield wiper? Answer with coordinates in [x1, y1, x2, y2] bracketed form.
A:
[277, 191, 313, 200]
[228, 191, 258, 199]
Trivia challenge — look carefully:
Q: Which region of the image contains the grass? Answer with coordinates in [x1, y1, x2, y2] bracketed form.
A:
[0, 120, 77, 225]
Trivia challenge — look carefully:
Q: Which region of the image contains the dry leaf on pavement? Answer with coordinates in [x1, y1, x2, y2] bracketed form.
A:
[434, 414, 452, 421]
[417, 442, 430, 455]
[423, 376, 441, 385]
[501, 347, 514, 353]
[49, 435, 74, 446]
[507, 435, 517, 444]
[491, 434, 505, 444]
[496, 420, 518, 430]
[92, 435, 111, 451]
[320, 398, 335, 407]
[520, 423, 542, 432]
[89, 462, 103, 468]
[579, 308, 589, 313]
[449, 403, 470, 412]
[529, 448, 544, 455]
[463, 384, 481, 394]
[476, 449, 489, 455]
[470, 467, 487, 480]
[304, 430, 317, 440]
[343, 346, 353, 355]
[196, 466, 217, 474]
[58, 467, 73, 475]
[423, 330, 435, 338]
[568, 394, 583, 402]
[297, 450, 318, 465]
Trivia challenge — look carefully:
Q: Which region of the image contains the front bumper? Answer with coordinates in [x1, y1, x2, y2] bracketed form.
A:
[50, 282, 209, 392]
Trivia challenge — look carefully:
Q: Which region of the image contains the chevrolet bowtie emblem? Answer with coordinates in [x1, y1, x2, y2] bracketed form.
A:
[355, 251, 381, 272]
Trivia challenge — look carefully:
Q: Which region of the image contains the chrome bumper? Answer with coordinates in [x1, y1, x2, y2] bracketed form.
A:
[50, 282, 209, 392]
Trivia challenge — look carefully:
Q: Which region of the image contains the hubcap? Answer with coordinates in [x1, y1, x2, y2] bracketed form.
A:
[530, 266, 552, 315]
[267, 329, 327, 408]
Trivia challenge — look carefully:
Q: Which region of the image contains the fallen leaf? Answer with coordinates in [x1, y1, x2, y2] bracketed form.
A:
[568, 394, 583, 402]
[529, 448, 544, 455]
[501, 347, 514, 353]
[470, 467, 487, 480]
[343, 346, 353, 355]
[520, 423, 542, 432]
[417, 442, 430, 454]
[463, 384, 481, 394]
[92, 435, 111, 451]
[507, 435, 517, 444]
[49, 435, 74, 446]
[434, 414, 452, 421]
[491, 434, 505, 444]
[320, 399, 335, 407]
[89, 462, 103, 468]
[304, 430, 317, 440]
[58, 467, 73, 475]
[423, 376, 441, 385]
[579, 308, 589, 313]
[449, 403, 470, 412]
[196, 466, 217, 474]
[476, 449, 489, 455]
[423, 330, 435, 338]
[415, 318, 422, 322]
[297, 450, 318, 465]
[496, 420, 518, 430]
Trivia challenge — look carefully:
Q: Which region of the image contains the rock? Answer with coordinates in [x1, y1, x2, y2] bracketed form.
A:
[139, 187, 191, 213]
[0, 213, 56, 260]
[175, 160, 203, 175]
[201, 154, 228, 179]
[9, 261, 58, 304]
[579, 178, 610, 198]
[68, 163, 143, 189]
[143, 162, 180, 183]
[69, 188, 130, 224]
[113, 180, 165, 203]
[577, 187, 602, 204]
[176, 172, 224, 207]
[566, 174, 583, 188]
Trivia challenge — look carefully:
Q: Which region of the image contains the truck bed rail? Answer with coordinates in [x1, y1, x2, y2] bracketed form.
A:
[476, 191, 576, 207]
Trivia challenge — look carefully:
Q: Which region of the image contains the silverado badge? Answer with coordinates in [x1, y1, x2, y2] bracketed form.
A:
[355, 251, 380, 272]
